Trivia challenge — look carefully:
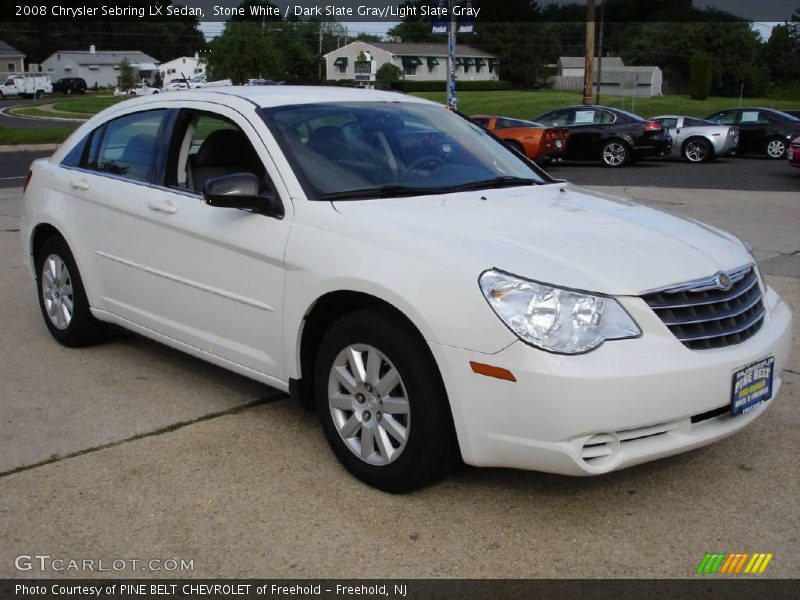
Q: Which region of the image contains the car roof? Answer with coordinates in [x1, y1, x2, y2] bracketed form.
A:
[177, 86, 432, 109]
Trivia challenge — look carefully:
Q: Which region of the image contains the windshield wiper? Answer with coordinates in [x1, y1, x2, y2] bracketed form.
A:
[449, 176, 538, 192]
[318, 185, 443, 201]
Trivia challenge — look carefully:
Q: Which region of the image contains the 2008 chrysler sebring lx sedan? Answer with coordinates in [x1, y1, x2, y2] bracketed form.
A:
[21, 87, 792, 492]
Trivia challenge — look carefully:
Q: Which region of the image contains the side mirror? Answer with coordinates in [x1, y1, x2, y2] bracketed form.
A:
[202, 173, 283, 218]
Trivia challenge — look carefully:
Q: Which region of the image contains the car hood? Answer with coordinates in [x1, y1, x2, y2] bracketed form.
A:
[332, 183, 751, 296]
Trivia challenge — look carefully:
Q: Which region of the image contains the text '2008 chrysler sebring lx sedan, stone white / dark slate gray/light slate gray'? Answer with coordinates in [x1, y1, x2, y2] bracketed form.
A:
[20, 87, 792, 492]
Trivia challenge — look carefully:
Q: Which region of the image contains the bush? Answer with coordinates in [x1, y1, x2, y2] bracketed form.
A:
[376, 63, 402, 90]
[688, 52, 712, 101]
[392, 80, 512, 92]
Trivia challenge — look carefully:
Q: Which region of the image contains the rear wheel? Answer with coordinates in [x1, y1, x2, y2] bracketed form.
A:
[35, 235, 107, 347]
[601, 140, 630, 167]
[683, 137, 713, 163]
[35, 90, 44, 100]
[314, 308, 457, 493]
[765, 137, 787, 159]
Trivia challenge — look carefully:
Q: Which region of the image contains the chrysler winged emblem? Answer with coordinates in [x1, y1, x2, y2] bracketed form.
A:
[714, 272, 732, 291]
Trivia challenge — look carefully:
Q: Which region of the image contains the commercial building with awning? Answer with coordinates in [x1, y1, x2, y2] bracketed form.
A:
[323, 41, 499, 83]
[42, 46, 160, 88]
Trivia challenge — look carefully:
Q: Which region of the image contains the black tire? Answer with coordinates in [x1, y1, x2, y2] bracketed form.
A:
[314, 308, 458, 493]
[601, 139, 630, 168]
[66, 88, 73, 95]
[35, 90, 44, 100]
[682, 137, 713, 163]
[35, 235, 107, 347]
[765, 137, 787, 159]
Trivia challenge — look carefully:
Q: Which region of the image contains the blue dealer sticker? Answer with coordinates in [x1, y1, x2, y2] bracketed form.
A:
[731, 356, 774, 416]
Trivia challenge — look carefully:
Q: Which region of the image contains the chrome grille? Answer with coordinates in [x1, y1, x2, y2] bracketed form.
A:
[641, 265, 765, 350]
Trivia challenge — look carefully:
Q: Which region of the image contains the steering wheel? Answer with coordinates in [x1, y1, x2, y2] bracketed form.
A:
[403, 155, 445, 177]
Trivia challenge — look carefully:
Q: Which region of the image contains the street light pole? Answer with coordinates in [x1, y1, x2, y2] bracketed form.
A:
[446, 0, 458, 111]
[583, 0, 596, 106]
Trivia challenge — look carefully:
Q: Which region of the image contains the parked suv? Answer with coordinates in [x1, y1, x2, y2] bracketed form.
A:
[704, 108, 800, 159]
[52, 77, 87, 95]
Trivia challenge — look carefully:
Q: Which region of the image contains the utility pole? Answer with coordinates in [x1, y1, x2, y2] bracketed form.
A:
[318, 25, 323, 81]
[595, 0, 605, 104]
[446, 0, 458, 111]
[583, 0, 596, 105]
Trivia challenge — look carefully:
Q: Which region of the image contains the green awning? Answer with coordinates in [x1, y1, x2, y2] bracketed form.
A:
[426, 57, 440, 68]
[475, 58, 487, 67]
[455, 57, 465, 66]
[333, 57, 348, 67]
[464, 58, 476, 66]
[401, 56, 423, 67]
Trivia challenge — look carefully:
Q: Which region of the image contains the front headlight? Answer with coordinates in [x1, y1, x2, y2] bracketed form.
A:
[479, 269, 641, 354]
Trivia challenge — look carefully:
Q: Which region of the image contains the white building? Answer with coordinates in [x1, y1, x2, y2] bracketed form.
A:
[324, 41, 499, 83]
[42, 46, 160, 88]
[552, 56, 663, 97]
[159, 53, 206, 82]
[0, 40, 25, 75]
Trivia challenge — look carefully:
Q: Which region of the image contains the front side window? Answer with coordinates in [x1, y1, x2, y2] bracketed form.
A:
[537, 110, 569, 127]
[261, 101, 549, 200]
[167, 110, 266, 194]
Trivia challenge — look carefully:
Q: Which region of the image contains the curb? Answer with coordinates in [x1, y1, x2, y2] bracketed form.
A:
[0, 143, 59, 153]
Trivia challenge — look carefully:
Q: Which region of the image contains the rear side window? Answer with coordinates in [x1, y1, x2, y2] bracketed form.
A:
[86, 110, 166, 182]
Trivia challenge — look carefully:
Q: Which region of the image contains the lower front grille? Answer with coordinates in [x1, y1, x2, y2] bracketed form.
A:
[641, 265, 765, 350]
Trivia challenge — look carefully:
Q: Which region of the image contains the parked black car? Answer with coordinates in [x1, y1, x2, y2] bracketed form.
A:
[704, 107, 800, 159]
[52, 77, 87, 95]
[532, 105, 671, 167]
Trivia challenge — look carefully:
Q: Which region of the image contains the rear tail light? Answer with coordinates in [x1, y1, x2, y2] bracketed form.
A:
[644, 121, 662, 132]
[23, 170, 32, 194]
[543, 128, 555, 140]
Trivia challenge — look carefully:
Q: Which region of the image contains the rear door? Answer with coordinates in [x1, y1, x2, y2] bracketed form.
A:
[736, 110, 768, 153]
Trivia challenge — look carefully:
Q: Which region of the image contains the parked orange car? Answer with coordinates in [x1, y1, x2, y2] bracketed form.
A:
[470, 115, 569, 163]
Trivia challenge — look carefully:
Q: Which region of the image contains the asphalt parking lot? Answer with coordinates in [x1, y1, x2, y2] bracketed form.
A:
[0, 180, 798, 579]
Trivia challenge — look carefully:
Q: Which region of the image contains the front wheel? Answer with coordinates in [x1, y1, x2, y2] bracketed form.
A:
[314, 308, 457, 493]
[683, 137, 713, 163]
[765, 137, 787, 159]
[601, 140, 630, 167]
[35, 235, 107, 347]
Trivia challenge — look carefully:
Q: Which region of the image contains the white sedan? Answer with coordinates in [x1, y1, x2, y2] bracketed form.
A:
[20, 87, 792, 492]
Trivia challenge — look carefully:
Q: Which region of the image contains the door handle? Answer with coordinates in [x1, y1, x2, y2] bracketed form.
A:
[148, 199, 177, 214]
[69, 179, 89, 190]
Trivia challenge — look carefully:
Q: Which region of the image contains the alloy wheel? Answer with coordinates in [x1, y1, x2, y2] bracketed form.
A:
[766, 139, 786, 159]
[684, 140, 708, 162]
[41, 254, 74, 330]
[602, 142, 627, 166]
[327, 344, 410, 466]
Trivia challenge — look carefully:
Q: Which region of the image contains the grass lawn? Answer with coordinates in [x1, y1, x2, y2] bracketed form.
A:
[0, 125, 77, 145]
[52, 96, 126, 114]
[12, 106, 88, 120]
[409, 90, 800, 119]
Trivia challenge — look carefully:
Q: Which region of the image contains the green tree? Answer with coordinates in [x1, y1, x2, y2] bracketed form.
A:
[688, 52, 712, 100]
[206, 21, 285, 83]
[118, 58, 137, 90]
[376, 63, 402, 89]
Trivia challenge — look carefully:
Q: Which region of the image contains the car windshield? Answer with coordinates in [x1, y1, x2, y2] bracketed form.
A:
[260, 101, 549, 200]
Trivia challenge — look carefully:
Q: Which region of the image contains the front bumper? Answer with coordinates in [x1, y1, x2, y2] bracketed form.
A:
[430, 286, 792, 475]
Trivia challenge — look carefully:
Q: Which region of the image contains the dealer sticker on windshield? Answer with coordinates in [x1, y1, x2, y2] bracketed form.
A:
[731, 356, 774, 416]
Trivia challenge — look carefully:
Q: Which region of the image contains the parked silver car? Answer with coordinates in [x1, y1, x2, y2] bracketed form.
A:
[652, 115, 738, 163]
